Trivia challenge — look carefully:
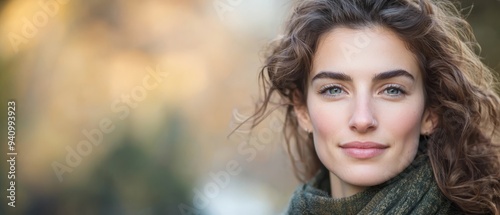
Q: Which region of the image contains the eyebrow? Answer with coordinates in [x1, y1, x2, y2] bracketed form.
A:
[311, 71, 352, 82]
[373, 69, 415, 81]
[311, 69, 415, 83]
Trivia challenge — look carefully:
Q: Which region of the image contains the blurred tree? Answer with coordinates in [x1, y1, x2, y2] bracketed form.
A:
[459, 0, 500, 77]
[21, 113, 197, 215]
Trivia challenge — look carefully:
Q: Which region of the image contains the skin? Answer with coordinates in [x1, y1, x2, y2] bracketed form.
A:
[295, 26, 436, 199]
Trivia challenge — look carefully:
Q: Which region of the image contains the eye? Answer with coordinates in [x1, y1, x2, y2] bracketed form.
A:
[385, 88, 401, 95]
[327, 87, 343, 95]
[382, 85, 406, 97]
[319, 84, 346, 97]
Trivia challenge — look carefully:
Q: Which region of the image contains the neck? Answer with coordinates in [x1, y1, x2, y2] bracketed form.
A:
[329, 172, 366, 198]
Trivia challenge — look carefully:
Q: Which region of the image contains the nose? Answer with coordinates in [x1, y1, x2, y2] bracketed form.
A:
[348, 97, 377, 133]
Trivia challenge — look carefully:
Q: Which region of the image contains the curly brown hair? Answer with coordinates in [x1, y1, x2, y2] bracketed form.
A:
[248, 0, 500, 214]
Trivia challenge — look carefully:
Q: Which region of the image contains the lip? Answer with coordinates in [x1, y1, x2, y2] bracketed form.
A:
[340, 141, 388, 159]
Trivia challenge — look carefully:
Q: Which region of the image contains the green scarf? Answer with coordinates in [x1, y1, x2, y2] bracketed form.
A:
[285, 154, 462, 214]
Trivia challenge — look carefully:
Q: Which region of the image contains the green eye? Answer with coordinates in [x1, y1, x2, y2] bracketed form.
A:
[383, 85, 406, 97]
[327, 87, 343, 95]
[319, 84, 346, 98]
[385, 87, 401, 95]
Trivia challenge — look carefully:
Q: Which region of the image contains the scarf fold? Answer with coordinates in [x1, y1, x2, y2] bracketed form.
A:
[285, 154, 461, 215]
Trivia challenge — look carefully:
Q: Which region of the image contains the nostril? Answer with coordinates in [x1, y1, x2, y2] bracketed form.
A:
[348, 113, 377, 132]
[348, 99, 377, 132]
[350, 121, 376, 131]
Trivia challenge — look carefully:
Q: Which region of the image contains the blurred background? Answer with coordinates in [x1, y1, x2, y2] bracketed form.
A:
[0, 0, 498, 214]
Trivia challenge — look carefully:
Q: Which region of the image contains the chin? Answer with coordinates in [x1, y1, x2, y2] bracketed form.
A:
[334, 165, 403, 187]
[347, 174, 393, 187]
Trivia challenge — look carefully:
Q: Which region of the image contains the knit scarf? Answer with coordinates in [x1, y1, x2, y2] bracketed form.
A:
[285, 154, 462, 214]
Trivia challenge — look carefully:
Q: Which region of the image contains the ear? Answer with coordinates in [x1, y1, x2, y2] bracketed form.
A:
[293, 91, 313, 133]
[420, 109, 437, 135]
[294, 104, 313, 133]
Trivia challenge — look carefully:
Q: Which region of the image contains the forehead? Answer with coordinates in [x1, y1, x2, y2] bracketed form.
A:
[311, 26, 421, 80]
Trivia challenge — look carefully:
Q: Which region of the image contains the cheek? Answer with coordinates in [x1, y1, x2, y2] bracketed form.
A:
[379, 104, 424, 139]
[308, 103, 347, 141]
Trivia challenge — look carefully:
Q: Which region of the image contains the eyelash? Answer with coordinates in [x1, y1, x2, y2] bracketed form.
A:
[318, 84, 345, 97]
[317, 84, 407, 98]
[382, 84, 407, 97]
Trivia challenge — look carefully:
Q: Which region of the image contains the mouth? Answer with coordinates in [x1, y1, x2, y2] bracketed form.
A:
[340, 141, 388, 159]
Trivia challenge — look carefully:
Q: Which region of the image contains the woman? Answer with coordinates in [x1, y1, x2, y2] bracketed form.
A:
[249, 0, 500, 214]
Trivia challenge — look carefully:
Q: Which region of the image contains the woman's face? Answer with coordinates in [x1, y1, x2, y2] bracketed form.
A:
[295, 26, 435, 198]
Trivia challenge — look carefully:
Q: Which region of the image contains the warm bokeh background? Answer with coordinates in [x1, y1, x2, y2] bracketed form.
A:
[0, 0, 498, 215]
